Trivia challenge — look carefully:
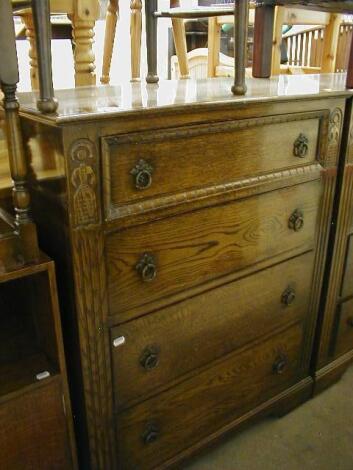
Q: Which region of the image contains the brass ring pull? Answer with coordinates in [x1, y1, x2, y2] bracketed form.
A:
[140, 346, 160, 371]
[273, 354, 288, 375]
[281, 287, 296, 306]
[136, 253, 157, 282]
[142, 423, 160, 445]
[288, 209, 304, 232]
[293, 133, 309, 158]
[130, 159, 154, 190]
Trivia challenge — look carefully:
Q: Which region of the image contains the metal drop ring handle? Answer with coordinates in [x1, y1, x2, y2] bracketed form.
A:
[288, 209, 304, 232]
[130, 159, 154, 190]
[136, 253, 157, 282]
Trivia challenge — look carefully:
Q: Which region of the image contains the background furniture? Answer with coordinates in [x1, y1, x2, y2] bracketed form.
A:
[18, 73, 351, 469]
[280, 20, 353, 74]
[101, 0, 190, 83]
[13, 0, 100, 88]
[253, 0, 353, 83]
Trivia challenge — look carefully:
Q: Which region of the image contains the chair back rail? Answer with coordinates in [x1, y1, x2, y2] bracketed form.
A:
[283, 22, 353, 71]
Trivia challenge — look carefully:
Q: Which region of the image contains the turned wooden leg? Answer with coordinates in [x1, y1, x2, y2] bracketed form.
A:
[131, 0, 142, 81]
[170, 0, 189, 79]
[31, 0, 58, 113]
[101, 0, 119, 84]
[252, 3, 275, 78]
[208, 17, 221, 78]
[346, 29, 353, 88]
[71, 15, 96, 86]
[145, 0, 159, 83]
[21, 13, 39, 90]
[232, 0, 248, 95]
[0, 0, 38, 262]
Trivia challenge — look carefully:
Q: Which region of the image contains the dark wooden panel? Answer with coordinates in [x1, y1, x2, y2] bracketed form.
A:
[103, 114, 320, 211]
[341, 235, 353, 299]
[111, 251, 314, 409]
[107, 180, 322, 319]
[0, 379, 73, 470]
[116, 323, 306, 470]
[334, 298, 353, 357]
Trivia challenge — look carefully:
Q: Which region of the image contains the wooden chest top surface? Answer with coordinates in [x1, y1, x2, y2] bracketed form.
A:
[18, 74, 353, 124]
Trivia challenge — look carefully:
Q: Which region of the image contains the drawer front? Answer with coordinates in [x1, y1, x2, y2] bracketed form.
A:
[116, 323, 305, 470]
[107, 180, 321, 318]
[341, 235, 353, 299]
[102, 113, 321, 211]
[111, 252, 314, 409]
[334, 299, 353, 357]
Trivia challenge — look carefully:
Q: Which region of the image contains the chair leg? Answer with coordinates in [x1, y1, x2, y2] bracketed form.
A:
[170, 0, 189, 79]
[208, 17, 221, 78]
[71, 15, 96, 86]
[131, 0, 142, 81]
[171, 18, 190, 79]
[232, 0, 248, 95]
[145, 0, 159, 83]
[21, 13, 39, 90]
[252, 3, 275, 78]
[31, 0, 58, 113]
[101, 0, 119, 84]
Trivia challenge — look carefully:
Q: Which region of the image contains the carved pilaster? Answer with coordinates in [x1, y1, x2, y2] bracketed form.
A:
[67, 138, 115, 469]
[302, 106, 344, 369]
[315, 103, 353, 369]
[326, 108, 343, 167]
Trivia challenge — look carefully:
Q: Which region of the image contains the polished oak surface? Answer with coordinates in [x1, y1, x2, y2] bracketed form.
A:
[117, 323, 305, 470]
[107, 181, 321, 319]
[18, 74, 353, 122]
[111, 252, 314, 410]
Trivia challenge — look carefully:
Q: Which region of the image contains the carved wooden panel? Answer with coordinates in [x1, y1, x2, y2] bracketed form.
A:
[66, 137, 116, 469]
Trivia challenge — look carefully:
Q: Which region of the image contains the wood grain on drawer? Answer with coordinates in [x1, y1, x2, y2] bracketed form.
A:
[111, 252, 314, 409]
[341, 235, 353, 299]
[116, 323, 305, 470]
[102, 113, 321, 214]
[107, 180, 322, 319]
[334, 299, 353, 358]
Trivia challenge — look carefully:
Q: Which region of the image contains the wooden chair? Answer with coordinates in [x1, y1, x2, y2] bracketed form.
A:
[207, 5, 255, 78]
[252, 0, 353, 87]
[100, 0, 190, 84]
[206, 5, 343, 79]
[271, 7, 342, 75]
[0, 0, 39, 272]
[13, 0, 100, 88]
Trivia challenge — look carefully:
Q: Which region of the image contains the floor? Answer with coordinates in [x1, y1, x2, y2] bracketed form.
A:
[186, 366, 353, 470]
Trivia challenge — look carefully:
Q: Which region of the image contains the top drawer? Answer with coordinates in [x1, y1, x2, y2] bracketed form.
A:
[102, 112, 322, 213]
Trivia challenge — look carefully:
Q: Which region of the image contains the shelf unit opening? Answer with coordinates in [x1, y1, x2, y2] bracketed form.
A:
[0, 270, 60, 398]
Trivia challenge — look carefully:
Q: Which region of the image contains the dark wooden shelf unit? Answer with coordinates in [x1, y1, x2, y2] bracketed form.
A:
[0, 259, 77, 470]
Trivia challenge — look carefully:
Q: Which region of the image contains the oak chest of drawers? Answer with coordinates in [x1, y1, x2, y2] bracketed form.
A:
[19, 76, 352, 469]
